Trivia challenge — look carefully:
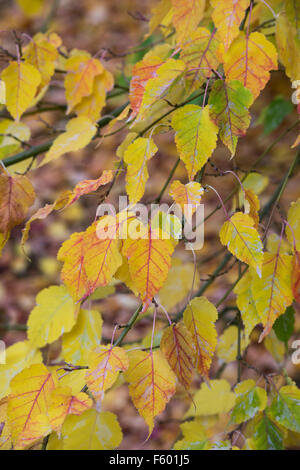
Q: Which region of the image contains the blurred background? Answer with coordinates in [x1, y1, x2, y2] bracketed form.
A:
[0, 0, 299, 449]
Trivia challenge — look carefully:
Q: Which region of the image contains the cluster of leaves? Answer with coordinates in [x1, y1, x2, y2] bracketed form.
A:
[0, 0, 300, 451]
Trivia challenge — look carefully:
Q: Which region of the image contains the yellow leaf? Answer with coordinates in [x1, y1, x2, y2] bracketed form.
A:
[23, 33, 58, 88]
[62, 308, 103, 365]
[48, 409, 122, 450]
[0, 80, 5, 104]
[27, 285, 77, 348]
[7, 364, 58, 449]
[115, 255, 139, 296]
[16, 0, 44, 16]
[158, 257, 200, 311]
[169, 180, 204, 215]
[125, 349, 176, 435]
[124, 137, 158, 204]
[0, 173, 35, 237]
[251, 251, 293, 341]
[171, 105, 218, 179]
[1, 62, 41, 120]
[264, 330, 285, 363]
[149, 0, 173, 36]
[122, 223, 175, 310]
[135, 58, 185, 123]
[64, 50, 105, 113]
[0, 119, 30, 160]
[276, 12, 300, 81]
[180, 27, 220, 91]
[160, 322, 196, 389]
[243, 189, 260, 228]
[0, 398, 11, 450]
[49, 386, 92, 432]
[234, 271, 262, 338]
[86, 345, 129, 405]
[183, 296, 218, 377]
[0, 341, 42, 400]
[286, 197, 300, 251]
[219, 212, 263, 276]
[74, 70, 114, 121]
[185, 379, 236, 418]
[43, 116, 97, 165]
[217, 325, 249, 363]
[171, 0, 205, 44]
[224, 32, 278, 99]
[211, 0, 249, 51]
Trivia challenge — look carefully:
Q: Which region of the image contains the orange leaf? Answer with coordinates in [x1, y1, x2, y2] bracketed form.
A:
[85, 345, 129, 406]
[211, 0, 249, 51]
[125, 350, 176, 435]
[169, 180, 204, 216]
[171, 0, 205, 45]
[160, 322, 195, 389]
[123, 223, 175, 310]
[49, 386, 92, 432]
[0, 173, 35, 237]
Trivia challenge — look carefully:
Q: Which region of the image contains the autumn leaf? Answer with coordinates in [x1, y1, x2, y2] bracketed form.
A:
[185, 379, 236, 418]
[1, 61, 41, 120]
[224, 32, 278, 99]
[160, 322, 195, 389]
[43, 116, 97, 165]
[0, 173, 35, 237]
[27, 285, 77, 348]
[208, 79, 254, 156]
[219, 212, 263, 276]
[169, 180, 204, 215]
[180, 27, 220, 90]
[251, 251, 294, 341]
[64, 49, 105, 113]
[292, 251, 300, 303]
[286, 197, 300, 251]
[49, 386, 92, 432]
[62, 308, 103, 365]
[7, 364, 58, 449]
[125, 349, 176, 435]
[267, 385, 300, 433]
[85, 345, 129, 405]
[47, 410, 123, 450]
[0, 398, 11, 450]
[122, 223, 175, 310]
[234, 271, 262, 337]
[217, 325, 249, 363]
[171, 104, 218, 179]
[211, 0, 250, 51]
[124, 137, 158, 204]
[135, 58, 186, 123]
[171, 0, 205, 45]
[231, 379, 268, 424]
[0, 119, 31, 160]
[276, 12, 300, 81]
[23, 32, 59, 89]
[183, 296, 218, 377]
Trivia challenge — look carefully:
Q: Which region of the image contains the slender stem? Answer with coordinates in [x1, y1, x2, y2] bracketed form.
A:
[113, 304, 143, 347]
[155, 158, 180, 203]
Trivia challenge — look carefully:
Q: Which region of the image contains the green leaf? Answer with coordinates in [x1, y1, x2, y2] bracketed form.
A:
[247, 412, 283, 450]
[208, 79, 253, 156]
[257, 96, 293, 135]
[273, 306, 295, 345]
[268, 385, 300, 433]
[231, 379, 267, 424]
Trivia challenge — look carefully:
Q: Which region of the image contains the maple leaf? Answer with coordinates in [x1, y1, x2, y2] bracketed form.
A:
[183, 296, 218, 377]
[208, 79, 254, 156]
[224, 32, 278, 99]
[64, 49, 105, 113]
[85, 345, 129, 405]
[122, 223, 175, 310]
[1, 61, 41, 120]
[7, 364, 58, 449]
[160, 322, 196, 389]
[219, 212, 263, 276]
[47, 410, 123, 450]
[180, 27, 220, 90]
[172, 104, 218, 180]
[124, 137, 158, 204]
[211, 0, 250, 52]
[0, 173, 35, 237]
[124, 349, 176, 435]
[171, 0, 205, 45]
[23, 32, 59, 89]
[49, 386, 92, 432]
[169, 180, 204, 215]
[43, 116, 97, 165]
[251, 251, 294, 341]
